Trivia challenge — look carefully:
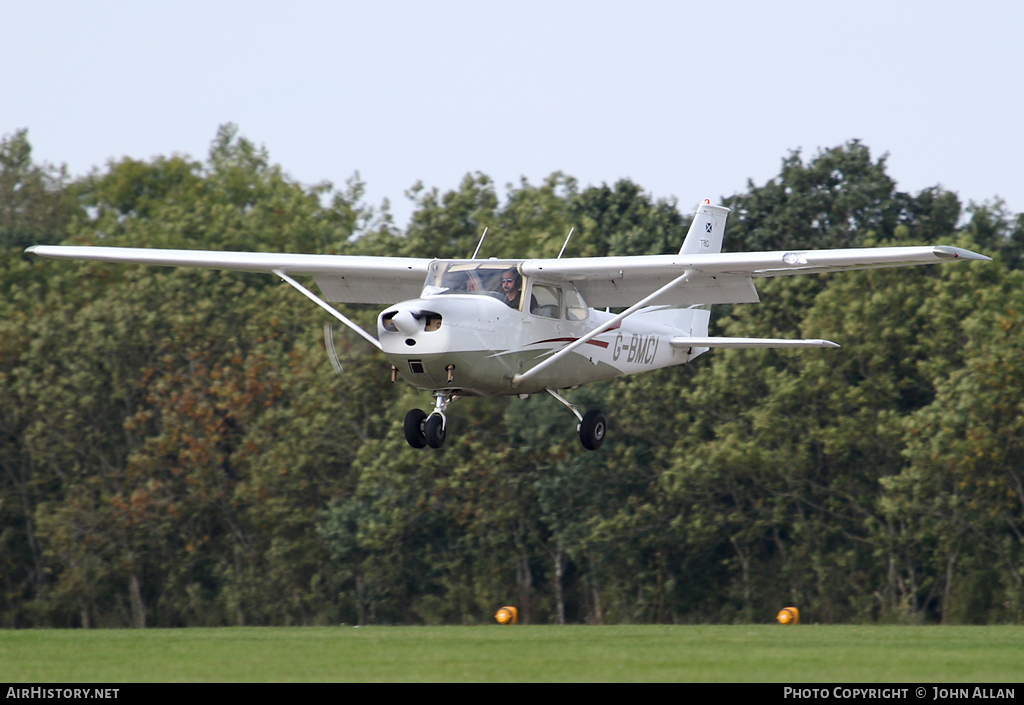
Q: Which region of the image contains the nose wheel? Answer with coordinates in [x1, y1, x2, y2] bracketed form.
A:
[403, 409, 428, 448]
[403, 392, 454, 449]
[424, 414, 446, 448]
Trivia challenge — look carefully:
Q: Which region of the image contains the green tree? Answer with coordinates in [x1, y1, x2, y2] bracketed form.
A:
[0, 129, 75, 250]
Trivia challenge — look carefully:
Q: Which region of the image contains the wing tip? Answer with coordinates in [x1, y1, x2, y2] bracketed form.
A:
[933, 245, 992, 261]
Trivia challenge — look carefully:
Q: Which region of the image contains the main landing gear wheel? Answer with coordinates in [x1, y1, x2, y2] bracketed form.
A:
[544, 389, 608, 452]
[579, 410, 607, 451]
[424, 414, 446, 449]
[404, 408, 427, 448]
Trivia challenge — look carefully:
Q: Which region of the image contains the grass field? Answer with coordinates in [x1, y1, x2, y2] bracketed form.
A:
[1, 625, 1022, 682]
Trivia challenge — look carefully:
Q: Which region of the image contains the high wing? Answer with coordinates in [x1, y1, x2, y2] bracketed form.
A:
[27, 242, 990, 309]
[522, 245, 990, 308]
[25, 246, 432, 304]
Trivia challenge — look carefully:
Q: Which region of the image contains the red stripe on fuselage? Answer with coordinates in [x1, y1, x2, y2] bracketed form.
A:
[528, 337, 610, 349]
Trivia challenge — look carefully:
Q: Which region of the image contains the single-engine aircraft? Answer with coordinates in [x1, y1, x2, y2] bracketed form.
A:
[27, 201, 989, 450]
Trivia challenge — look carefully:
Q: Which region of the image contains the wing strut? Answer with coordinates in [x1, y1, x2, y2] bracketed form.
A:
[273, 269, 383, 351]
[512, 269, 694, 386]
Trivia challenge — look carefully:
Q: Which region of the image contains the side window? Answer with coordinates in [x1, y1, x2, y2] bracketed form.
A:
[564, 286, 589, 321]
[530, 283, 562, 318]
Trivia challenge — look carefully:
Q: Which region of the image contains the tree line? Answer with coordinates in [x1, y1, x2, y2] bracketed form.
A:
[1, 125, 1023, 627]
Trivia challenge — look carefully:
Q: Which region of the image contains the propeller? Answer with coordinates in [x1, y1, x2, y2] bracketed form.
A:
[323, 324, 343, 374]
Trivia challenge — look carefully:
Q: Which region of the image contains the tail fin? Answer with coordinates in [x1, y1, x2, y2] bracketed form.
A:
[679, 200, 730, 255]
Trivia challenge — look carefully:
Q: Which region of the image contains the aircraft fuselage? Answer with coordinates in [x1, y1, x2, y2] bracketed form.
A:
[377, 293, 703, 396]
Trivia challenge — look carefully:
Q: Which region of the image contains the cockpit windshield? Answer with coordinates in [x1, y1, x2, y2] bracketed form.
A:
[422, 261, 523, 303]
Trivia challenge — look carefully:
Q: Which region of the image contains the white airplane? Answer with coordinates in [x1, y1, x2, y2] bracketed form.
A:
[27, 200, 989, 450]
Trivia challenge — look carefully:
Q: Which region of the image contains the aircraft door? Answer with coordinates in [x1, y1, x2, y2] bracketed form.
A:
[522, 282, 564, 369]
[519, 282, 596, 386]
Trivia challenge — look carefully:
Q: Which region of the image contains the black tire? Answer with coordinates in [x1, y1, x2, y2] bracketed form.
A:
[579, 410, 607, 451]
[424, 414, 446, 449]
[404, 408, 427, 448]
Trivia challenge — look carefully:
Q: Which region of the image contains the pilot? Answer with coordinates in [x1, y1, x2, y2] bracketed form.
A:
[500, 269, 521, 308]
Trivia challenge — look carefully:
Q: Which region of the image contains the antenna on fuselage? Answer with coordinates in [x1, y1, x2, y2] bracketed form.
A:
[470, 227, 489, 259]
[557, 227, 575, 259]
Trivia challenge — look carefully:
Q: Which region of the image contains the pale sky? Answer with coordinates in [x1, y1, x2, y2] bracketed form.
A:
[3, 1, 1022, 229]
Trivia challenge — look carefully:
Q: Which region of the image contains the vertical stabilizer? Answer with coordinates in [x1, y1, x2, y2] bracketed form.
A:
[679, 201, 730, 255]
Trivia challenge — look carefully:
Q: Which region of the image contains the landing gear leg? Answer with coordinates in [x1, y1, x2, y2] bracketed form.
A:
[404, 393, 458, 449]
[424, 392, 455, 449]
[545, 389, 607, 451]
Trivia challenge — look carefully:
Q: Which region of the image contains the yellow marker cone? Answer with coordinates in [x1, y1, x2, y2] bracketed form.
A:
[776, 607, 800, 625]
[495, 605, 519, 624]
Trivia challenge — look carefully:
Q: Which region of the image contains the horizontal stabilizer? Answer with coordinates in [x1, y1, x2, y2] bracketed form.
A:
[670, 337, 840, 349]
